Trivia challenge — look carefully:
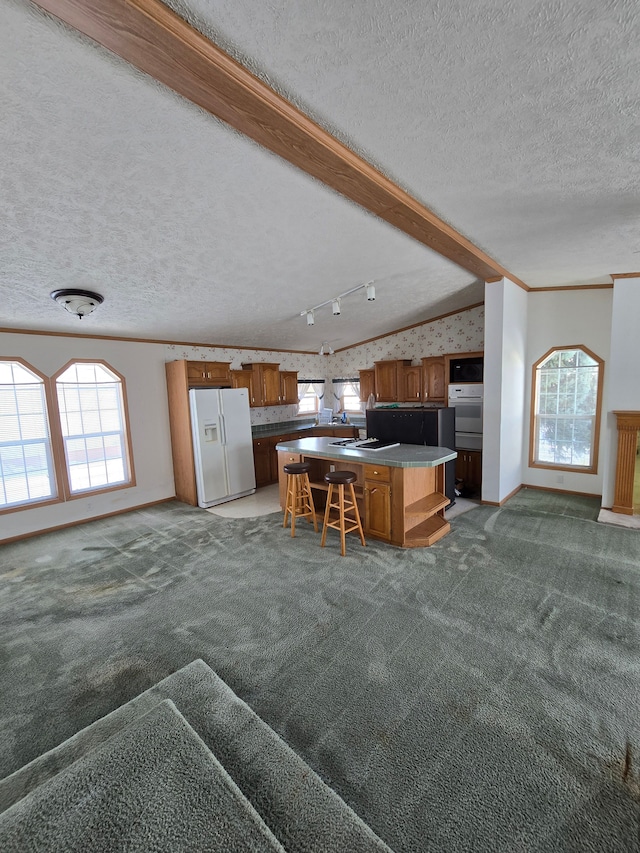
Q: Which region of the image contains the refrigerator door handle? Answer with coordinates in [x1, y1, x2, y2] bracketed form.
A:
[219, 414, 227, 446]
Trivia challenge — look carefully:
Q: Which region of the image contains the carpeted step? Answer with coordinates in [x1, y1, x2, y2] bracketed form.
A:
[0, 659, 393, 852]
[0, 699, 285, 852]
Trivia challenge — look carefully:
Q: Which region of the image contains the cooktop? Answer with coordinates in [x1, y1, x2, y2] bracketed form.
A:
[329, 438, 400, 451]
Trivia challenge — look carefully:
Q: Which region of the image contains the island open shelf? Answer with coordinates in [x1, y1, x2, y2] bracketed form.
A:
[275, 437, 457, 548]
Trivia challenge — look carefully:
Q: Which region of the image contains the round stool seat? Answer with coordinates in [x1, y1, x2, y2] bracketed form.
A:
[284, 461, 311, 475]
[282, 462, 317, 538]
[324, 470, 357, 485]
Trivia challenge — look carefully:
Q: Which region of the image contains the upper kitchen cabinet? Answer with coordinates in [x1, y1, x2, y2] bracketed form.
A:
[401, 364, 423, 403]
[230, 369, 255, 400]
[359, 369, 376, 402]
[374, 360, 411, 402]
[185, 360, 231, 387]
[241, 362, 283, 407]
[422, 357, 445, 402]
[280, 371, 299, 405]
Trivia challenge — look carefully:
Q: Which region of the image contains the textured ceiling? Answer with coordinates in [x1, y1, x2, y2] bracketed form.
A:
[1, 0, 639, 350]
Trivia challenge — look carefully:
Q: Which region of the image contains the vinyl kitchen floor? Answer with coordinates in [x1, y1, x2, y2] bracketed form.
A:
[206, 484, 281, 518]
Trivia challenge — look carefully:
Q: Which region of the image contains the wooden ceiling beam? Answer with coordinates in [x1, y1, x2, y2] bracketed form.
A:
[33, 0, 526, 286]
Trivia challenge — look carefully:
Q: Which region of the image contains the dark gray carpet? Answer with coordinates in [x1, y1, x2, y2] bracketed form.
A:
[0, 699, 284, 852]
[0, 659, 392, 852]
[1, 489, 639, 851]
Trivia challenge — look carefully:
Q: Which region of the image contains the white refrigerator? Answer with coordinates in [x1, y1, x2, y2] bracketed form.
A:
[189, 388, 256, 508]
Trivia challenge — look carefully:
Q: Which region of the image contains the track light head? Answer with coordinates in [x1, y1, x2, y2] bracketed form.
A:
[306, 310, 315, 326]
[332, 298, 341, 315]
[366, 283, 376, 301]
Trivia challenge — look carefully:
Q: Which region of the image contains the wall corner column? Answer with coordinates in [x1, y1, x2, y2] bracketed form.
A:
[482, 277, 528, 504]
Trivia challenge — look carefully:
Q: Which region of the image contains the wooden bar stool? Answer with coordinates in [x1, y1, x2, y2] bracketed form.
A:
[321, 470, 366, 557]
[283, 462, 318, 537]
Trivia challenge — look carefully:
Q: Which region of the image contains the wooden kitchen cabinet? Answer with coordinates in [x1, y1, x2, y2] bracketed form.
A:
[185, 360, 231, 387]
[374, 360, 411, 402]
[401, 364, 423, 403]
[455, 450, 482, 497]
[230, 369, 255, 400]
[363, 464, 391, 541]
[253, 429, 341, 489]
[374, 361, 398, 402]
[280, 371, 299, 405]
[241, 363, 282, 407]
[359, 369, 376, 402]
[422, 357, 445, 402]
[252, 437, 275, 488]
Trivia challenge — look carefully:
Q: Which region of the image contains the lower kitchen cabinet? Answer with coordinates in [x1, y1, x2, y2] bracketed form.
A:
[252, 437, 276, 487]
[455, 450, 482, 497]
[252, 427, 358, 489]
[363, 464, 391, 541]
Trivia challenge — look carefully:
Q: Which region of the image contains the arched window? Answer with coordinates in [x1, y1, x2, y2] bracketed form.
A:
[54, 361, 134, 495]
[0, 359, 57, 510]
[530, 346, 604, 474]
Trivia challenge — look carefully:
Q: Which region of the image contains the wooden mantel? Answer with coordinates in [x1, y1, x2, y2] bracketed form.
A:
[612, 411, 640, 515]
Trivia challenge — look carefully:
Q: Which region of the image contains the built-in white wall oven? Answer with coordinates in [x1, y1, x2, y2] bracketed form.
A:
[448, 384, 483, 451]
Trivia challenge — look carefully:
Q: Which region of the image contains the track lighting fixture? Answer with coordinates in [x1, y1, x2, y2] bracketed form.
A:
[300, 280, 377, 325]
[319, 341, 335, 355]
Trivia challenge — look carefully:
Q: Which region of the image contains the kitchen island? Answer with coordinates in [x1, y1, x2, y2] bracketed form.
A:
[275, 437, 457, 548]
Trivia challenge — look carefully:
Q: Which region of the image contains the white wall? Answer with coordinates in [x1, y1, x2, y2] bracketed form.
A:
[601, 277, 640, 507]
[523, 289, 613, 496]
[1, 332, 175, 540]
[483, 279, 528, 503]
